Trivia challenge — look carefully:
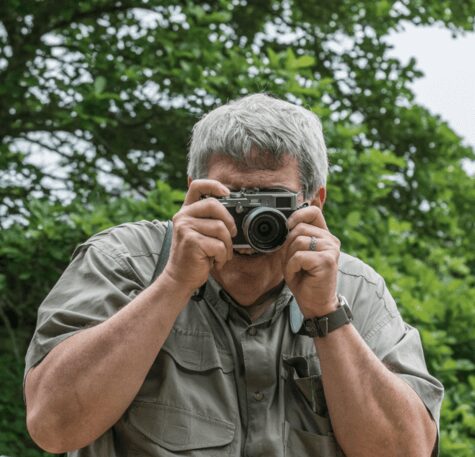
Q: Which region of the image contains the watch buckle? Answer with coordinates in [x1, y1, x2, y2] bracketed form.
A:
[317, 317, 329, 337]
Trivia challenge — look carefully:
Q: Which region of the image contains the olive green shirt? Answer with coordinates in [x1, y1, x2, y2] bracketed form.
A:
[25, 220, 443, 457]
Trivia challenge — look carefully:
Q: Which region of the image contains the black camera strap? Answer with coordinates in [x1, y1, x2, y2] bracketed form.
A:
[149, 220, 206, 300]
[149, 220, 173, 285]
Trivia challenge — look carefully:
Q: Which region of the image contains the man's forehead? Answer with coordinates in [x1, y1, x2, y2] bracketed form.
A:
[207, 154, 301, 191]
[207, 152, 296, 171]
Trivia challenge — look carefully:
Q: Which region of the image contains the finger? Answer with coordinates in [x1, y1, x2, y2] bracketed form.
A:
[285, 235, 333, 261]
[287, 205, 328, 231]
[282, 223, 336, 261]
[189, 218, 234, 261]
[197, 233, 229, 270]
[177, 198, 237, 237]
[286, 223, 331, 246]
[184, 179, 230, 205]
[285, 251, 335, 278]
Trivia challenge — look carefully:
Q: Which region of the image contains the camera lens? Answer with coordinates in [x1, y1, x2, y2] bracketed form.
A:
[242, 207, 289, 253]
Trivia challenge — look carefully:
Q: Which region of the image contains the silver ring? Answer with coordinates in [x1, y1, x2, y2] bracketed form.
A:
[309, 236, 318, 252]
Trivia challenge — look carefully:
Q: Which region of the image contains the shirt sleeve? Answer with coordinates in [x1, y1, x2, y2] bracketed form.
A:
[24, 238, 146, 379]
[338, 254, 444, 455]
[367, 286, 444, 457]
[364, 278, 444, 431]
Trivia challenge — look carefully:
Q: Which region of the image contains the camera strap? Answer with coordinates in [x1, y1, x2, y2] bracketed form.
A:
[147, 220, 213, 301]
[149, 220, 173, 285]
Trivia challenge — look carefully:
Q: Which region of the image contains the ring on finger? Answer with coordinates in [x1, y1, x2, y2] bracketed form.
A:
[309, 236, 318, 252]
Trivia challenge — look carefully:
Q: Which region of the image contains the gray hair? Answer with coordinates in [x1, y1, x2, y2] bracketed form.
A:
[187, 93, 328, 198]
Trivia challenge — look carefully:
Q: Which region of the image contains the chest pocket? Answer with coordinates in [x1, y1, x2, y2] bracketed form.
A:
[119, 327, 238, 456]
[124, 402, 235, 456]
[283, 354, 344, 457]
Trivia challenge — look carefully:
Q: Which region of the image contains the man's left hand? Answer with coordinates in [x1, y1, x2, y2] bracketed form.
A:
[283, 206, 341, 318]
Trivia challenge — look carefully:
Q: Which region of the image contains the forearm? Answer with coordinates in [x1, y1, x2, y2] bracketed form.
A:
[25, 271, 192, 453]
[316, 324, 436, 457]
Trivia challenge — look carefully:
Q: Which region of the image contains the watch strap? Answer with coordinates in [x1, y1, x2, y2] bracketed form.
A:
[298, 295, 353, 337]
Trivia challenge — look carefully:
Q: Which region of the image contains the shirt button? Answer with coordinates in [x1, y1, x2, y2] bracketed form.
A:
[254, 391, 264, 401]
[248, 327, 257, 336]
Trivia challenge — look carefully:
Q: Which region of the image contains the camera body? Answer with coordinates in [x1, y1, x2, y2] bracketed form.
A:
[218, 189, 300, 253]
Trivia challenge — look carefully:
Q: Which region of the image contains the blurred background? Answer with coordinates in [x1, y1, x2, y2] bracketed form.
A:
[0, 1, 474, 455]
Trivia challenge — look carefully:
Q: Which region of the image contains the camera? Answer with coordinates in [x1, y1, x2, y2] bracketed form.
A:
[218, 188, 302, 253]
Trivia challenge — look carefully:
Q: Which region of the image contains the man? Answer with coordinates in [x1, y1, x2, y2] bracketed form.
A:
[25, 94, 443, 456]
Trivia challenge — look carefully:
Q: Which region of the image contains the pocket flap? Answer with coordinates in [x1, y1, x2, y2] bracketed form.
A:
[161, 327, 234, 373]
[129, 402, 235, 451]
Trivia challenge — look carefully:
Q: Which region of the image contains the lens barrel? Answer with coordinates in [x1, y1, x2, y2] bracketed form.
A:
[242, 207, 289, 253]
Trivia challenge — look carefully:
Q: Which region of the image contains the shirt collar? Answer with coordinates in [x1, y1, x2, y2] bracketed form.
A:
[203, 275, 293, 324]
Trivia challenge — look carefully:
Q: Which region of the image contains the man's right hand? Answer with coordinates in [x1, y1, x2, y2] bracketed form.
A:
[163, 179, 237, 294]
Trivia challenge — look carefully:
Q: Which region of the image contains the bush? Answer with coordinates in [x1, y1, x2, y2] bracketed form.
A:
[0, 181, 183, 456]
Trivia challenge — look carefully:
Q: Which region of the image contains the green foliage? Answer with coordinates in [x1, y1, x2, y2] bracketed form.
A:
[1, 0, 474, 455]
[324, 116, 475, 455]
[0, 353, 49, 457]
[0, 182, 182, 456]
[2, 0, 474, 218]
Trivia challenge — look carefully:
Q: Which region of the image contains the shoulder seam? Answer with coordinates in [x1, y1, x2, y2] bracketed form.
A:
[338, 267, 382, 299]
[338, 267, 379, 285]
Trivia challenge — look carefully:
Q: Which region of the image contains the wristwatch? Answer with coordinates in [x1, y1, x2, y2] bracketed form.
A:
[298, 294, 353, 337]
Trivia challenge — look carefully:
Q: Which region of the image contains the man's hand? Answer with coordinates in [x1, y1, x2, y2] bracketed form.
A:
[283, 205, 341, 317]
[163, 179, 237, 294]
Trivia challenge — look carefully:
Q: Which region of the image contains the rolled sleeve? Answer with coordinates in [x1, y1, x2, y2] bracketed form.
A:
[380, 321, 443, 429]
[362, 280, 444, 430]
[24, 240, 144, 379]
[338, 253, 444, 453]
